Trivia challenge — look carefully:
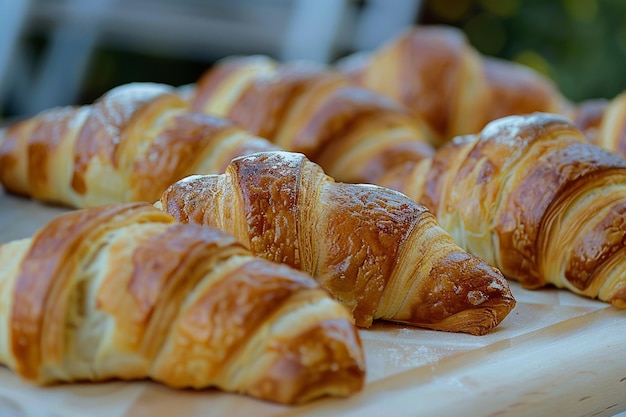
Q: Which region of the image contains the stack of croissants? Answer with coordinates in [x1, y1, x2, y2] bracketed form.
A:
[0, 25, 625, 405]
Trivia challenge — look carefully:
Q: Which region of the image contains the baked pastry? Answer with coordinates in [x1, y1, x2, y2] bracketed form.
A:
[574, 91, 626, 158]
[337, 25, 572, 141]
[190, 55, 438, 185]
[481, 56, 572, 124]
[0, 82, 279, 208]
[157, 150, 516, 335]
[383, 113, 626, 308]
[572, 98, 610, 147]
[0, 203, 365, 404]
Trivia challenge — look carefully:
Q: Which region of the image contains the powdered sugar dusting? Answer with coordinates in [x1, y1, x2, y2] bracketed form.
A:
[272, 150, 305, 168]
[239, 150, 305, 168]
[480, 112, 572, 146]
[467, 290, 488, 306]
[488, 276, 507, 293]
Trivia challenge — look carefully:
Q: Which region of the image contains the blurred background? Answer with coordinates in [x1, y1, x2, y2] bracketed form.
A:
[1, 0, 625, 119]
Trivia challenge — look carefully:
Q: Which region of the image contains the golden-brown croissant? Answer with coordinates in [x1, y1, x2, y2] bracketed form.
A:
[0, 82, 280, 208]
[574, 91, 626, 157]
[383, 113, 626, 308]
[0, 202, 365, 404]
[481, 56, 572, 124]
[157, 150, 516, 335]
[337, 25, 572, 141]
[189, 55, 438, 185]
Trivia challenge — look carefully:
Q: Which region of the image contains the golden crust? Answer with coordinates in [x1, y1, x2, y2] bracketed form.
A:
[425, 113, 626, 307]
[338, 25, 490, 140]
[189, 55, 437, 185]
[573, 98, 609, 146]
[0, 83, 279, 208]
[11, 203, 174, 379]
[1, 117, 38, 196]
[591, 92, 626, 157]
[0, 203, 365, 404]
[481, 56, 571, 122]
[338, 25, 571, 142]
[159, 151, 516, 335]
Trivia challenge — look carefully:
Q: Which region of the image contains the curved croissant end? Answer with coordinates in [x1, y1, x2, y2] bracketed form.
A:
[0, 83, 280, 208]
[424, 113, 626, 308]
[159, 151, 516, 335]
[0, 203, 365, 404]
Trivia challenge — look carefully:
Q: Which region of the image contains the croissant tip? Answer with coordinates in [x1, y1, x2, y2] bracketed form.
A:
[375, 291, 516, 335]
[610, 296, 626, 309]
[422, 296, 517, 336]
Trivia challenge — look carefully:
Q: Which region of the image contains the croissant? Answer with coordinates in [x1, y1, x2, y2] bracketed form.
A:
[0, 82, 280, 208]
[157, 150, 516, 335]
[0, 202, 365, 404]
[481, 56, 573, 124]
[337, 25, 572, 141]
[574, 91, 626, 158]
[189, 55, 438, 185]
[382, 113, 626, 308]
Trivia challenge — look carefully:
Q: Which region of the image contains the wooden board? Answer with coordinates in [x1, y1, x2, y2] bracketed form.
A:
[0, 189, 625, 417]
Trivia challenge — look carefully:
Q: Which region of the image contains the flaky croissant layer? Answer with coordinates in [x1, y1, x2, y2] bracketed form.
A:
[190, 55, 438, 185]
[0, 203, 365, 404]
[574, 91, 626, 159]
[385, 113, 626, 308]
[0, 82, 280, 208]
[158, 150, 516, 336]
[337, 25, 572, 142]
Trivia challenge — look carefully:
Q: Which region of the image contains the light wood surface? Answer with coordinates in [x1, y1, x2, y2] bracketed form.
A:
[0, 189, 625, 417]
